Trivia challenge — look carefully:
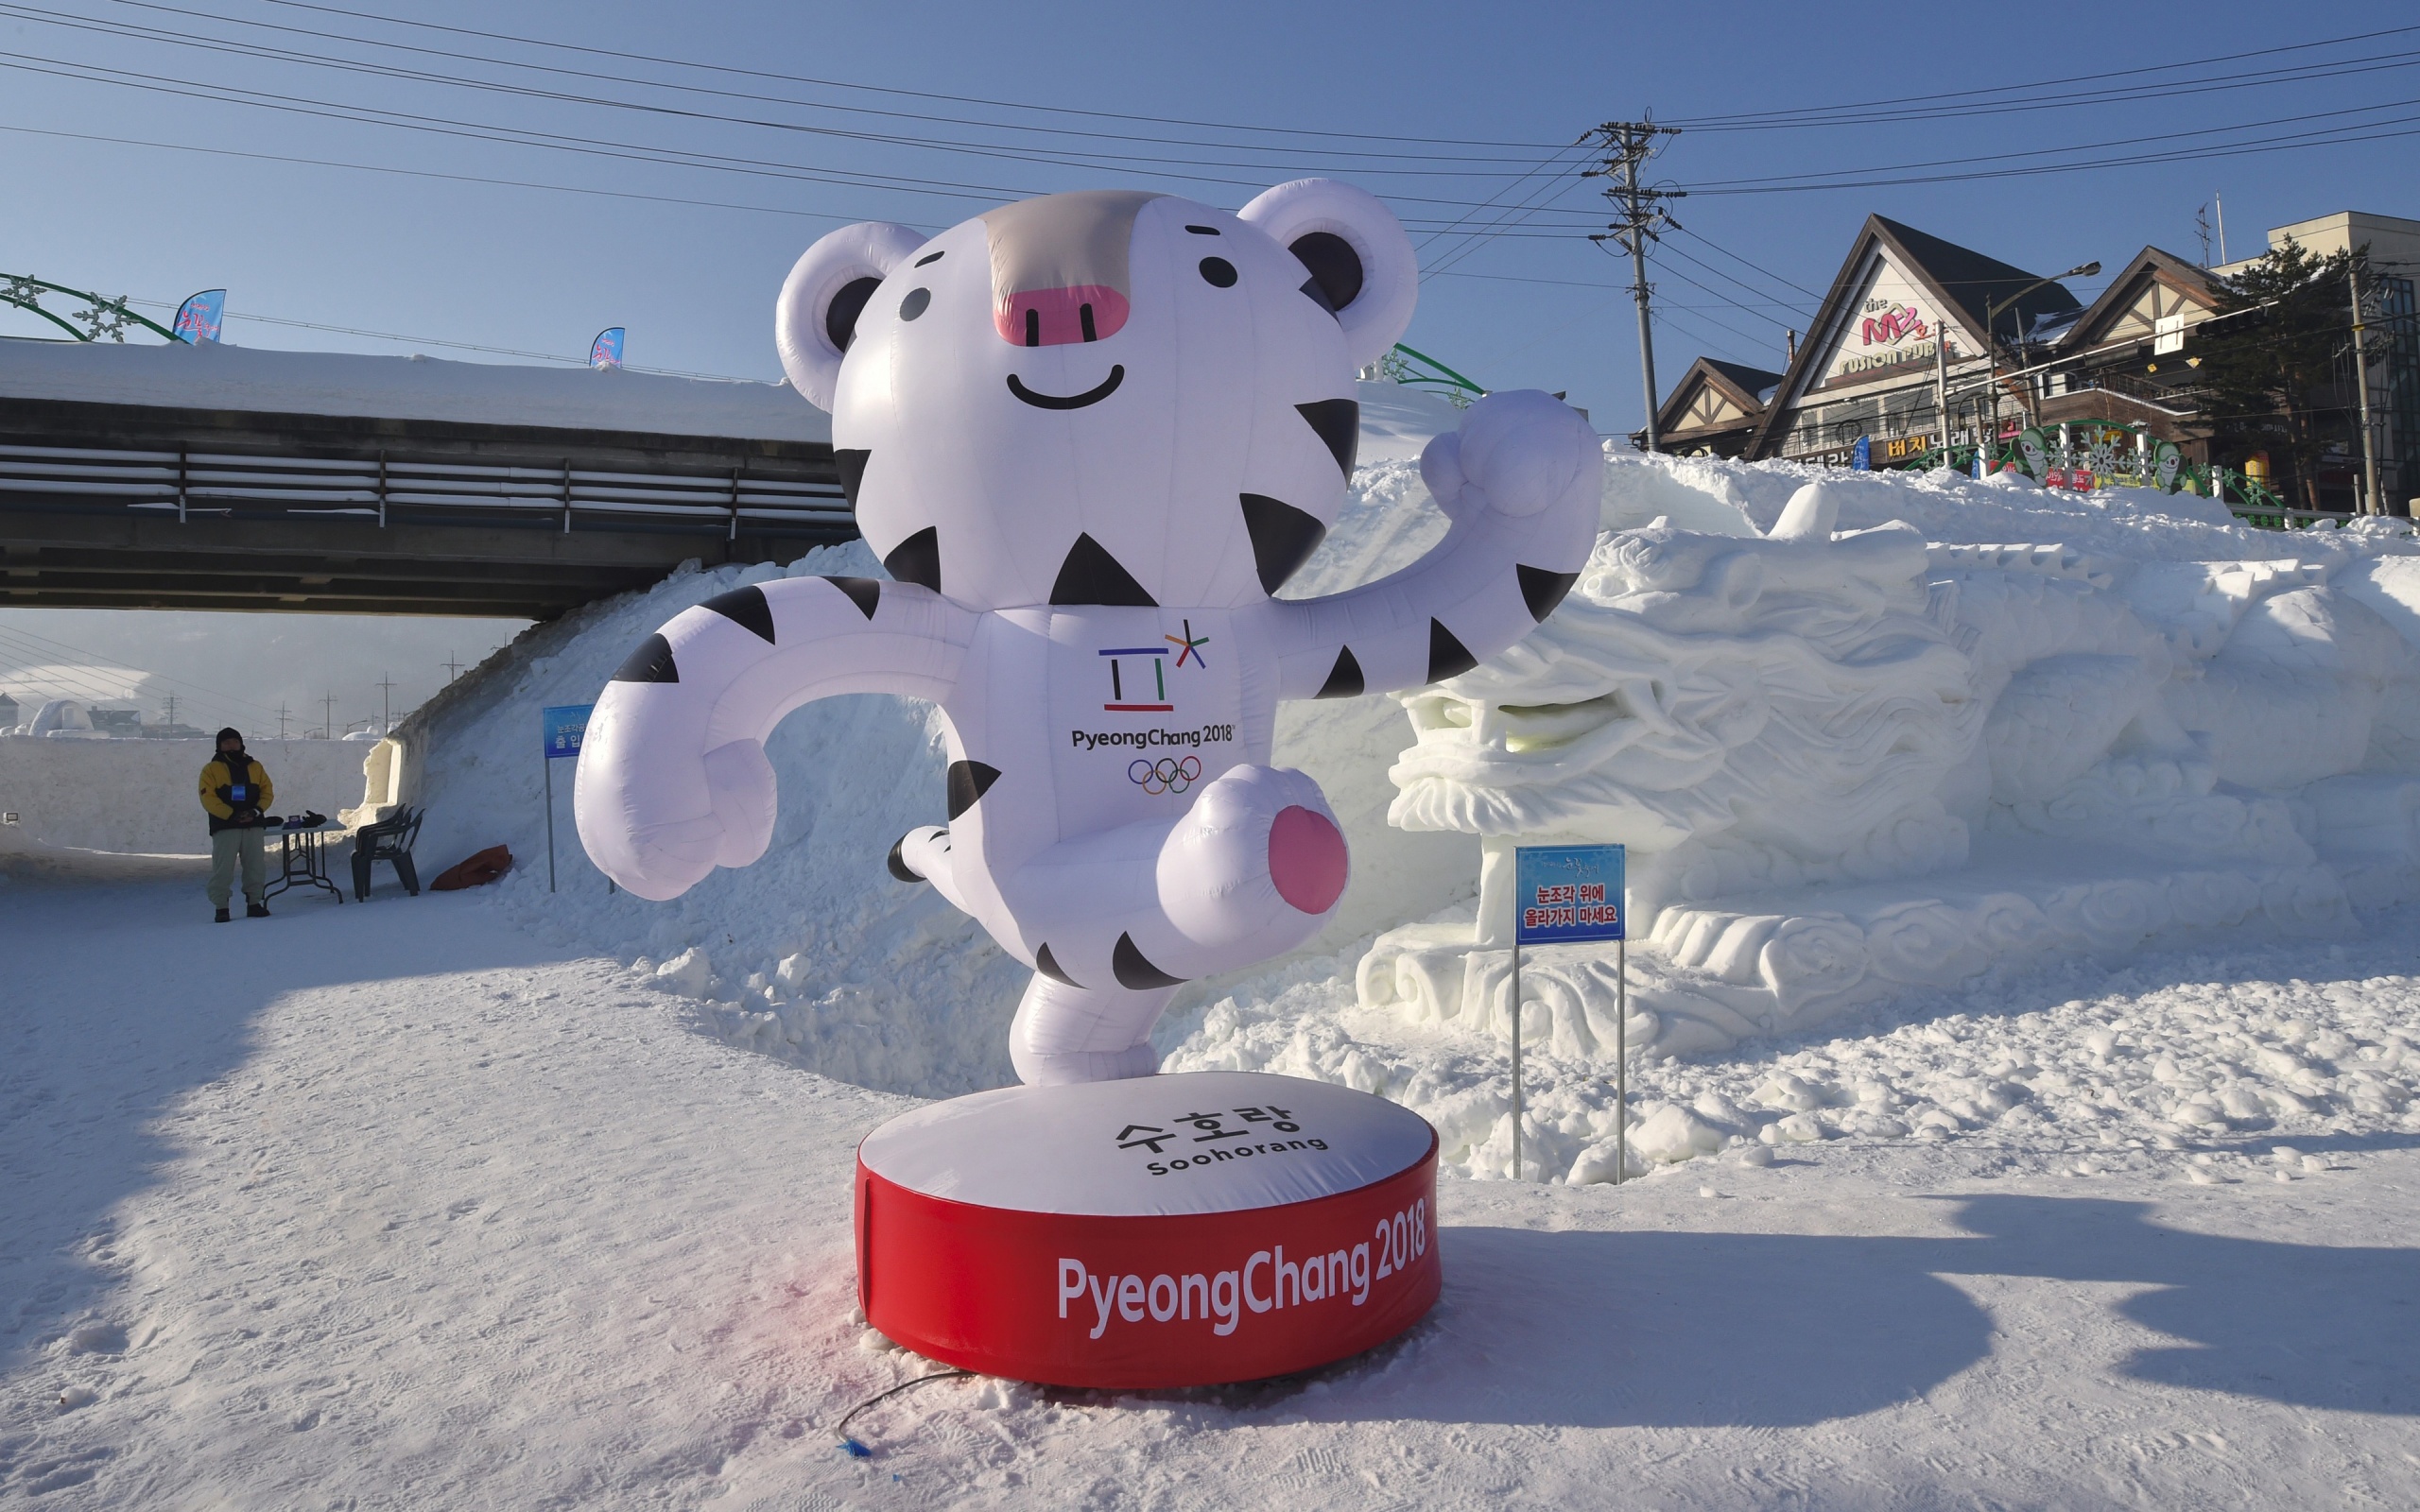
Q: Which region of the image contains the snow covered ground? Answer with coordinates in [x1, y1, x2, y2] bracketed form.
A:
[6, 852, 2417, 1509]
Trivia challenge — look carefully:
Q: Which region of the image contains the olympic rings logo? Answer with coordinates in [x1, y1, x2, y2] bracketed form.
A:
[1129, 755, 1202, 795]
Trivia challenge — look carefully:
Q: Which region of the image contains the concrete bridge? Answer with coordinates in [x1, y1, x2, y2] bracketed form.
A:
[0, 339, 855, 618]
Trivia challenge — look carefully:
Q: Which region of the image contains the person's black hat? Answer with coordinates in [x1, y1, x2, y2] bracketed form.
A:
[216, 727, 244, 746]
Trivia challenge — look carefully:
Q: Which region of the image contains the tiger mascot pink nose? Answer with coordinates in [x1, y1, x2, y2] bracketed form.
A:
[579, 179, 1601, 1085]
[995, 284, 1131, 346]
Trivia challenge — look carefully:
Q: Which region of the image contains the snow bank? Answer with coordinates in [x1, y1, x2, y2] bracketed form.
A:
[1359, 455, 2420, 1075]
[0, 736, 370, 854]
[396, 397, 2420, 1175]
[0, 336, 830, 443]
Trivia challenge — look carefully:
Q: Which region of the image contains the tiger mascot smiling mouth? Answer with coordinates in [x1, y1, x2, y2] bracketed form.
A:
[577, 179, 1602, 1085]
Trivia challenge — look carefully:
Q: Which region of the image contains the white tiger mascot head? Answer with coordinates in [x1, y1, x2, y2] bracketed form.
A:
[772, 181, 1419, 612]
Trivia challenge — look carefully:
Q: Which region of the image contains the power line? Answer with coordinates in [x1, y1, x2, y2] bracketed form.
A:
[1670, 225, 1826, 300]
[0, 48, 1580, 226]
[1665, 24, 2420, 129]
[248, 0, 1567, 150]
[1651, 242, 1815, 322]
[0, 121, 873, 224]
[1419, 148, 1596, 278]
[0, 620, 285, 719]
[1686, 95, 2420, 193]
[1685, 116, 2420, 198]
[4, 2, 1559, 180]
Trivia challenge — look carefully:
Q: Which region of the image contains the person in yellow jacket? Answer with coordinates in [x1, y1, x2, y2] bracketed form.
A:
[199, 726, 275, 922]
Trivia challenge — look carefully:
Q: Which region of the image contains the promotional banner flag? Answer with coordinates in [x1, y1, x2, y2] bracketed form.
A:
[172, 289, 225, 344]
[1851, 435, 1871, 472]
[589, 327, 625, 369]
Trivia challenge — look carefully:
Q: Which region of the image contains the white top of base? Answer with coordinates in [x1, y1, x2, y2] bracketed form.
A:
[858, 1071, 1435, 1218]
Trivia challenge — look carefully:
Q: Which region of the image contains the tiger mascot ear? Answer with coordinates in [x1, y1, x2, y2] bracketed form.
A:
[1238, 179, 1418, 370]
[774, 221, 930, 411]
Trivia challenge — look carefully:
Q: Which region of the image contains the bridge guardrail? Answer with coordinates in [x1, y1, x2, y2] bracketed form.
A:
[0, 440, 852, 538]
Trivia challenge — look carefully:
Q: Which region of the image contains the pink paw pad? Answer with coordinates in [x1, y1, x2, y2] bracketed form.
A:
[1268, 805, 1348, 915]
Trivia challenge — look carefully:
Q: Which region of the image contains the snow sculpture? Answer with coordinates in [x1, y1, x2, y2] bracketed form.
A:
[576, 181, 1599, 1084]
[1365, 480, 2420, 1057]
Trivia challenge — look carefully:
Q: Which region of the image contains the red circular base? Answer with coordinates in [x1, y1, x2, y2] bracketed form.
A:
[855, 1072, 1441, 1389]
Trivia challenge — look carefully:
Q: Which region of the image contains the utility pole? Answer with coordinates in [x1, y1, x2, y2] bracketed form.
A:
[1934, 319, 1953, 467]
[320, 692, 337, 741]
[164, 692, 177, 731]
[2350, 259, 2382, 516]
[1584, 121, 1685, 452]
[277, 701, 291, 741]
[442, 652, 464, 683]
[375, 672, 398, 733]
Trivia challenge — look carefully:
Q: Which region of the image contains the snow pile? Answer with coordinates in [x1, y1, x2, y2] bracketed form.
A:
[1168, 922, 2420, 1184]
[1364, 455, 2420, 1063]
[397, 398, 2420, 1177]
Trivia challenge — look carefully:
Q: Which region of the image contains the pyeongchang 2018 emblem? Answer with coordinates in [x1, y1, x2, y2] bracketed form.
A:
[1100, 620, 1210, 713]
[1131, 755, 1201, 794]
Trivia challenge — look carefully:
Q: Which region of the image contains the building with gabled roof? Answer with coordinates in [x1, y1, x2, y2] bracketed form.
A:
[1743, 215, 2087, 466]
[2031, 247, 2224, 441]
[1631, 356, 1783, 457]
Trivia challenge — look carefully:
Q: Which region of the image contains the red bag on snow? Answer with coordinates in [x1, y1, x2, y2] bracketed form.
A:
[430, 844, 512, 891]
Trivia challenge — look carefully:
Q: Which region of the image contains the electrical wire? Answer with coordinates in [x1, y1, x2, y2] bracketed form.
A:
[1, 3, 1558, 180]
[1665, 24, 2420, 129]
[0, 624, 286, 722]
[246, 0, 1561, 149]
[833, 1370, 973, 1459]
[1687, 95, 2420, 193]
[1651, 242, 1816, 319]
[0, 121, 890, 227]
[1669, 226, 1826, 301]
[0, 49, 1584, 224]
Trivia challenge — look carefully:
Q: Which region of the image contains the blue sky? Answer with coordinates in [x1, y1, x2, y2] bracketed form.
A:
[3, 0, 2413, 728]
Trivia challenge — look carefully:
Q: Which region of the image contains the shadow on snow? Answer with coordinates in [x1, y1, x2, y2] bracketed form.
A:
[1371, 1195, 2419, 1428]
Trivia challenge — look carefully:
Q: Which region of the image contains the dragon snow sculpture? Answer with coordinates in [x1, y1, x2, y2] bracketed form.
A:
[1370, 479, 2420, 1057]
[576, 181, 1598, 1083]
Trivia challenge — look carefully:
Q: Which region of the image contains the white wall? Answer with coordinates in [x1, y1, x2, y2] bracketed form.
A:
[0, 737, 372, 854]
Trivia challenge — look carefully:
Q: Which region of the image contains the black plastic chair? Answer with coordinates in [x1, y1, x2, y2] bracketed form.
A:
[352, 806, 424, 901]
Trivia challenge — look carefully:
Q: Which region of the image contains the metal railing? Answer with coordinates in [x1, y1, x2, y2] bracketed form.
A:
[0, 439, 851, 539]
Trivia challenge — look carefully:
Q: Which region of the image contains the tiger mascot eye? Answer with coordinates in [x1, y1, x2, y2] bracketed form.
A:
[578, 180, 1600, 1085]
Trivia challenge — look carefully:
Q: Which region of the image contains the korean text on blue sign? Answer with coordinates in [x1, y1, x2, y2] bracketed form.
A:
[542, 703, 594, 760]
[1512, 843, 1625, 945]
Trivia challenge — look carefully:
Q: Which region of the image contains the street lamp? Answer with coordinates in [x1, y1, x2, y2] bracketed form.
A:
[1983, 260, 2100, 455]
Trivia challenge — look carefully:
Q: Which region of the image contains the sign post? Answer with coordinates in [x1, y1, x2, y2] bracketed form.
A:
[1512, 844, 1628, 1182]
[541, 704, 593, 893]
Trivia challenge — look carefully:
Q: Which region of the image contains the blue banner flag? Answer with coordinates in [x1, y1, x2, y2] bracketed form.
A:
[1512, 844, 1625, 945]
[589, 327, 625, 369]
[1851, 435, 1872, 472]
[542, 703, 594, 760]
[173, 289, 225, 344]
